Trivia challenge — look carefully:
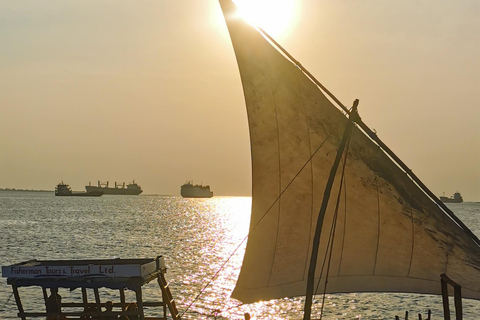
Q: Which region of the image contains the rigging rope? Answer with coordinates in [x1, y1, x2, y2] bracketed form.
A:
[1, 292, 13, 309]
[180, 234, 248, 318]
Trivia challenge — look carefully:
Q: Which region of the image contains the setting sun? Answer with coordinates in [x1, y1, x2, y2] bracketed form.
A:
[233, 0, 297, 39]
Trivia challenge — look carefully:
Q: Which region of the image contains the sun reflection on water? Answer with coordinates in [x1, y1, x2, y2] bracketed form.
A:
[2, 194, 480, 319]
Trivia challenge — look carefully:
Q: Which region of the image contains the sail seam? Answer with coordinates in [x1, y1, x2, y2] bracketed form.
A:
[242, 274, 452, 289]
[267, 71, 283, 287]
[407, 206, 414, 277]
[299, 85, 316, 283]
[372, 173, 381, 275]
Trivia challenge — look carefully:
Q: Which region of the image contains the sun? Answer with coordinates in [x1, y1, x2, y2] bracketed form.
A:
[233, 0, 298, 39]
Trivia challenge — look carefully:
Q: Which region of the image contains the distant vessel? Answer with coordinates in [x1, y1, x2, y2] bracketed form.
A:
[440, 192, 463, 203]
[85, 180, 143, 195]
[180, 181, 213, 198]
[55, 182, 103, 197]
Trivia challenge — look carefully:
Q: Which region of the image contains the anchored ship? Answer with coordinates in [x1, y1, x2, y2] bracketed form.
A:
[180, 181, 213, 198]
[55, 182, 103, 197]
[85, 180, 143, 195]
[440, 191, 463, 203]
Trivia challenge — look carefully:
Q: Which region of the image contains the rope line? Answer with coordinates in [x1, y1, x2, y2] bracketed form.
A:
[180, 121, 341, 317]
[180, 234, 248, 318]
[1, 292, 13, 309]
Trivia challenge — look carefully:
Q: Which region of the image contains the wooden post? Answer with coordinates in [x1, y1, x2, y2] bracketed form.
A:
[157, 276, 167, 317]
[81, 288, 88, 315]
[94, 287, 102, 317]
[441, 274, 463, 320]
[135, 287, 145, 320]
[454, 285, 463, 320]
[405, 311, 408, 319]
[11, 285, 26, 320]
[418, 314, 422, 320]
[120, 288, 126, 315]
[427, 310, 431, 320]
[42, 287, 48, 304]
[441, 277, 451, 320]
[395, 316, 400, 320]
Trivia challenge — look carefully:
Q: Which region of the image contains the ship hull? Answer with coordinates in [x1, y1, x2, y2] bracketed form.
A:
[180, 184, 213, 198]
[181, 193, 214, 198]
[439, 192, 463, 203]
[56, 191, 104, 197]
[85, 186, 143, 195]
[440, 196, 463, 203]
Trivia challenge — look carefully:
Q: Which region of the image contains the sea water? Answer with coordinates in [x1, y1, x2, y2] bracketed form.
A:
[0, 192, 479, 320]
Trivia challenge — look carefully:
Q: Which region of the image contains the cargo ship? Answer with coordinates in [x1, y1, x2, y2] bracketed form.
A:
[180, 181, 213, 198]
[55, 182, 103, 197]
[440, 192, 463, 203]
[85, 180, 143, 195]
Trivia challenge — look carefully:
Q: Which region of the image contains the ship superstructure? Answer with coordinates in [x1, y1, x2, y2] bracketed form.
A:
[85, 180, 143, 195]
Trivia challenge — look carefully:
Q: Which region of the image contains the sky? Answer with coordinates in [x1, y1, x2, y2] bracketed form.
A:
[1, 0, 479, 200]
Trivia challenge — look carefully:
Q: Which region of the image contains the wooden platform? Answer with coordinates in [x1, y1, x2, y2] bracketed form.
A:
[2, 256, 179, 320]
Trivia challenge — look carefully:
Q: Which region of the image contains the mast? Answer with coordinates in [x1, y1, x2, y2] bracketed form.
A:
[303, 100, 359, 320]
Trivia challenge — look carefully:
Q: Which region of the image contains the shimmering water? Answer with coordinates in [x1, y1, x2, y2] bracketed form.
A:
[0, 192, 479, 319]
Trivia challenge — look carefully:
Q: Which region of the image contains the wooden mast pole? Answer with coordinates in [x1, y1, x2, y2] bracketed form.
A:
[303, 100, 359, 320]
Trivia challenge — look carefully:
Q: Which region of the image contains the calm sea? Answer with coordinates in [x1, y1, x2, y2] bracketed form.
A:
[0, 192, 479, 319]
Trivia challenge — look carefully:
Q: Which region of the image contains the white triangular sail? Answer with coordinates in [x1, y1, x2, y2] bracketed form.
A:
[219, 0, 480, 304]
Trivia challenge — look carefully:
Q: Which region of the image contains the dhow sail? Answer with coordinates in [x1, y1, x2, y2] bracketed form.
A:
[219, 0, 480, 306]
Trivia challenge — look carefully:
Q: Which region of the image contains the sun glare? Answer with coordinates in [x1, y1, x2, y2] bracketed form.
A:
[233, 0, 297, 39]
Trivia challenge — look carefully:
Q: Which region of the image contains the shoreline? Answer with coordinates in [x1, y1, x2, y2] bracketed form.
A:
[0, 189, 52, 192]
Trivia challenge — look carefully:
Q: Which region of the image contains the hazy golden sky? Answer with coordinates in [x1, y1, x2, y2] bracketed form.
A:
[1, 0, 479, 200]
